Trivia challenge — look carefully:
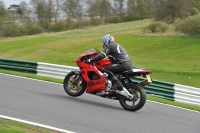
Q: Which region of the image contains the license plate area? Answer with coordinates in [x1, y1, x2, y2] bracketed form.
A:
[146, 74, 152, 83]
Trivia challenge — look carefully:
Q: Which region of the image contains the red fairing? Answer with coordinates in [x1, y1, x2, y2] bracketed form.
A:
[80, 66, 106, 93]
[94, 59, 112, 70]
[76, 48, 111, 94]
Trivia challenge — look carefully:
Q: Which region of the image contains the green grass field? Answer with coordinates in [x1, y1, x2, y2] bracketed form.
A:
[0, 19, 200, 132]
[0, 19, 199, 88]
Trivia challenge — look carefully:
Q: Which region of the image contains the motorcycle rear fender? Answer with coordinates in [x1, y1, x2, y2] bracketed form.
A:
[139, 79, 151, 87]
[120, 76, 152, 87]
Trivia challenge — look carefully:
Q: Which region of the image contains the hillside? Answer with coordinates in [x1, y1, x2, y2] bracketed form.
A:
[0, 19, 199, 88]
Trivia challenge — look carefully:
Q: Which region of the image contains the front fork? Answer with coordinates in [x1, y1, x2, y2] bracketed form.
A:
[71, 71, 82, 85]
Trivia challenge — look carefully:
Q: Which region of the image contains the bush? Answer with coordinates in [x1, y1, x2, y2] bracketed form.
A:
[146, 21, 169, 33]
[189, 7, 199, 16]
[26, 24, 44, 35]
[147, 22, 159, 33]
[2, 23, 23, 37]
[105, 15, 122, 23]
[81, 19, 91, 27]
[89, 18, 102, 26]
[159, 22, 169, 33]
[0, 23, 44, 37]
[69, 20, 80, 29]
[48, 21, 66, 32]
[175, 14, 200, 36]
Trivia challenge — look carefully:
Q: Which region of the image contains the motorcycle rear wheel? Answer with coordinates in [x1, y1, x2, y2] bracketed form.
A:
[119, 83, 146, 111]
[63, 72, 86, 97]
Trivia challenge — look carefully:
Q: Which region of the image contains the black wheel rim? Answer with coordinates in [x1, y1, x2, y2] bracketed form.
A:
[123, 87, 141, 107]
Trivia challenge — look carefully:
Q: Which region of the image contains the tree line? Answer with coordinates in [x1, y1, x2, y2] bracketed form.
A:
[0, 0, 200, 37]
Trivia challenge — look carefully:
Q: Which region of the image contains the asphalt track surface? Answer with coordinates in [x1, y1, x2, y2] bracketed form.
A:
[0, 73, 200, 133]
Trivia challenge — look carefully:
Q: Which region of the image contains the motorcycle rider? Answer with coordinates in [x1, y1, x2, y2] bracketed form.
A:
[88, 34, 132, 90]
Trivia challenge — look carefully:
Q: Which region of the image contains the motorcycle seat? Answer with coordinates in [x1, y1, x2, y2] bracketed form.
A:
[119, 69, 150, 76]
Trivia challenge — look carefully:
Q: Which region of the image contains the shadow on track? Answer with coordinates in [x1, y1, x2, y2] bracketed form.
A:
[38, 92, 124, 111]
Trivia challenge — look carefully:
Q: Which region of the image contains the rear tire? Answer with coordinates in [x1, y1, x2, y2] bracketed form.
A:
[119, 83, 146, 111]
[63, 72, 86, 97]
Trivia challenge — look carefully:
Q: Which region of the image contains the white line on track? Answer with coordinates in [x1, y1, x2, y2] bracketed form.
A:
[0, 115, 76, 133]
[0, 73, 61, 85]
[0, 73, 76, 133]
[147, 100, 200, 114]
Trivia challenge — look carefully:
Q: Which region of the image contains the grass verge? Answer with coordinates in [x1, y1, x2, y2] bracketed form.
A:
[0, 118, 63, 133]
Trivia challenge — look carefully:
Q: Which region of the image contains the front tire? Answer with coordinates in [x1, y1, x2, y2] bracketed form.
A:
[119, 83, 146, 111]
[63, 72, 86, 97]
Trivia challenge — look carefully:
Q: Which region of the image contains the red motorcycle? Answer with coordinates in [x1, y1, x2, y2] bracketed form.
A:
[63, 48, 152, 111]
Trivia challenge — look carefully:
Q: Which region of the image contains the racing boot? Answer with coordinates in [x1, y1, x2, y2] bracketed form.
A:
[114, 81, 134, 100]
[114, 80, 123, 90]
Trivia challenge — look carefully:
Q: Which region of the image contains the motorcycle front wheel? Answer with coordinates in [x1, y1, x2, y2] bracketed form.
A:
[119, 83, 146, 111]
[63, 71, 86, 97]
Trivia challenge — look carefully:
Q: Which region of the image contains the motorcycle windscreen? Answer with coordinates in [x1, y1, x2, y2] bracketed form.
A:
[83, 48, 100, 54]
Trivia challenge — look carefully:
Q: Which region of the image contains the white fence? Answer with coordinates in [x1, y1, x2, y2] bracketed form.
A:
[174, 84, 200, 106]
[37, 62, 78, 79]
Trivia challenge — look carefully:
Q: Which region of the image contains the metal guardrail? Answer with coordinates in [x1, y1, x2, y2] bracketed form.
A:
[0, 58, 199, 106]
[37, 62, 78, 79]
[174, 84, 200, 105]
[131, 77, 175, 100]
[0, 58, 37, 74]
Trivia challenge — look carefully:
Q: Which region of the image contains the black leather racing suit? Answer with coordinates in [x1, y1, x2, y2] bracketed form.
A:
[90, 42, 132, 90]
